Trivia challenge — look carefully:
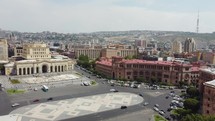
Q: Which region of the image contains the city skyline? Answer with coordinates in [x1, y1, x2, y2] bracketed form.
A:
[0, 0, 215, 33]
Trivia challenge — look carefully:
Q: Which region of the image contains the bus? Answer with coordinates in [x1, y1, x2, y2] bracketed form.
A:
[42, 85, 49, 92]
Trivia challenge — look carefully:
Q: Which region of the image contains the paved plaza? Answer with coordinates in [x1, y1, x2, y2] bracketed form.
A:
[15, 74, 80, 84]
[1, 92, 143, 121]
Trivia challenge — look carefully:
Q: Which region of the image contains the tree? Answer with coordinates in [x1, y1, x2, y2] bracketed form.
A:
[184, 98, 199, 112]
[150, 76, 157, 84]
[186, 86, 199, 98]
[172, 108, 191, 120]
[124, 55, 132, 60]
[132, 55, 138, 59]
[136, 77, 145, 83]
[77, 55, 90, 68]
[182, 114, 215, 121]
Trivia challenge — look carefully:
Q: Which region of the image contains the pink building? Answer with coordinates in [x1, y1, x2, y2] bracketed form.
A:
[96, 56, 199, 85]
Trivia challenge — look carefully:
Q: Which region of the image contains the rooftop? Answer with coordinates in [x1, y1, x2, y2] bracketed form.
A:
[204, 79, 215, 88]
[200, 68, 215, 75]
[97, 59, 193, 67]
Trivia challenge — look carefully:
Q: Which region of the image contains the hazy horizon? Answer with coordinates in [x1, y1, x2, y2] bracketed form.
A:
[0, 0, 215, 33]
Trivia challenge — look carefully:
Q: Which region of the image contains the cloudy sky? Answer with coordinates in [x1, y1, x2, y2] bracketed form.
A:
[0, 0, 214, 33]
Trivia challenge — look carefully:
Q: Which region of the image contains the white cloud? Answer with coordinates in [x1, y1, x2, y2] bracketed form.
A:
[0, 0, 214, 33]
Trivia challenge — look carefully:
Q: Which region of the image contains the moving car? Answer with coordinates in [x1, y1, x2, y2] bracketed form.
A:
[42, 85, 49, 92]
[110, 89, 118, 92]
[121, 105, 127, 109]
[33, 99, 40, 102]
[143, 102, 149, 106]
[47, 97, 53, 101]
[11, 103, 20, 107]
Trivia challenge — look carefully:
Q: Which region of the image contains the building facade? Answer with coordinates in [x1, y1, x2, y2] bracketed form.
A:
[135, 40, 148, 48]
[4, 42, 74, 76]
[101, 48, 137, 59]
[172, 40, 182, 53]
[14, 46, 23, 57]
[184, 38, 196, 53]
[74, 48, 102, 59]
[0, 38, 8, 61]
[203, 80, 215, 115]
[198, 68, 215, 92]
[96, 57, 199, 85]
[22, 43, 51, 60]
[202, 52, 215, 64]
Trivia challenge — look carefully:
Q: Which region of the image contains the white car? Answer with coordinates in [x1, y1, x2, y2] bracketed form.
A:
[11, 103, 20, 107]
[110, 89, 118, 92]
[153, 107, 159, 112]
[34, 88, 38, 91]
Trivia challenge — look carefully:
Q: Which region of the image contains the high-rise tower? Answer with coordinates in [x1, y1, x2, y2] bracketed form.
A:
[184, 38, 196, 53]
[196, 11, 199, 33]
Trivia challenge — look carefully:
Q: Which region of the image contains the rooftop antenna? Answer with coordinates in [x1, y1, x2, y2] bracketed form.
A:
[196, 10, 199, 33]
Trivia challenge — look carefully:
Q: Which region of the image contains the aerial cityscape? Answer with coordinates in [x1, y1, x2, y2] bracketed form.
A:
[0, 0, 215, 121]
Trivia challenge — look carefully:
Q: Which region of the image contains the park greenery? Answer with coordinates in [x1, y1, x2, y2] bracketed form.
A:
[171, 86, 201, 120]
[182, 114, 215, 121]
[10, 79, 21, 84]
[7, 89, 25, 95]
[154, 114, 167, 121]
[91, 81, 97, 85]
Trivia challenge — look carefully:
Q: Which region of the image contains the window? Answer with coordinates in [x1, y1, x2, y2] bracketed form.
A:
[127, 64, 131, 68]
[164, 74, 169, 78]
[208, 90, 211, 94]
[185, 67, 189, 71]
[139, 65, 144, 68]
[127, 72, 131, 75]
[157, 66, 162, 70]
[208, 98, 210, 101]
[133, 64, 138, 68]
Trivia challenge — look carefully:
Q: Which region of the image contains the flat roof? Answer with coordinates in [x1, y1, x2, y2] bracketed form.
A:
[200, 68, 215, 75]
[204, 79, 215, 88]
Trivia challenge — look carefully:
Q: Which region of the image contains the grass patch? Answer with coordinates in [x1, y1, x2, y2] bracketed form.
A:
[154, 114, 167, 121]
[7, 89, 25, 95]
[91, 81, 97, 85]
[10, 79, 21, 84]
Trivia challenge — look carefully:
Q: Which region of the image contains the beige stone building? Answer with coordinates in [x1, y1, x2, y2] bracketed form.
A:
[172, 40, 182, 53]
[74, 48, 102, 59]
[5, 42, 74, 75]
[14, 46, 23, 57]
[0, 38, 8, 61]
[101, 48, 137, 58]
[202, 52, 215, 64]
[22, 43, 51, 60]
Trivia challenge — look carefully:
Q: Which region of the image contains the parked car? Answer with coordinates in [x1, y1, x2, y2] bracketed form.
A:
[153, 107, 159, 112]
[155, 104, 159, 107]
[11, 103, 20, 107]
[159, 110, 165, 115]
